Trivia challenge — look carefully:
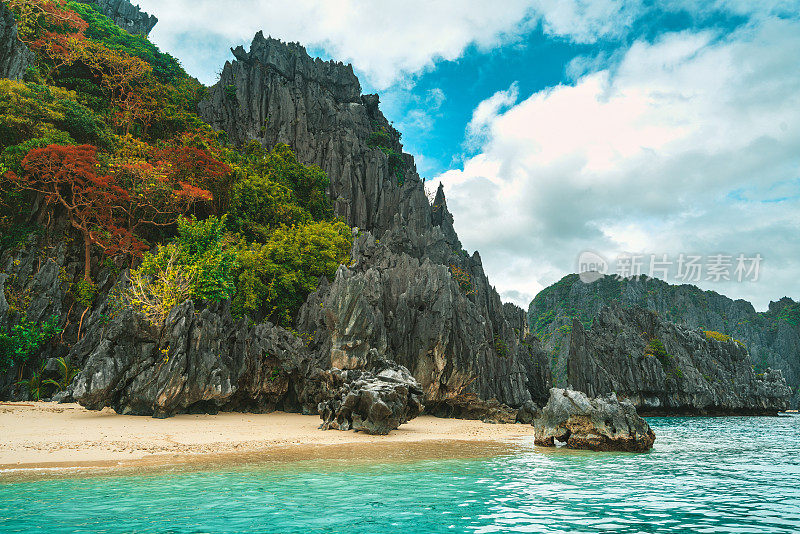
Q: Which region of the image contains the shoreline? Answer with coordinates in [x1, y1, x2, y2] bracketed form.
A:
[0, 402, 536, 481]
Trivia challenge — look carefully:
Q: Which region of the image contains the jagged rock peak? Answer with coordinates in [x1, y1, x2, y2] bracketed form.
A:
[431, 182, 461, 250]
[0, 2, 35, 80]
[230, 31, 361, 102]
[768, 296, 798, 313]
[91, 0, 157, 36]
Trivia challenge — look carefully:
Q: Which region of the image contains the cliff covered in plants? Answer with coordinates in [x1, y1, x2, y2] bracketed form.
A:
[0, 0, 351, 409]
[0, 0, 790, 418]
[528, 274, 800, 406]
[566, 304, 791, 414]
[0, 0, 549, 417]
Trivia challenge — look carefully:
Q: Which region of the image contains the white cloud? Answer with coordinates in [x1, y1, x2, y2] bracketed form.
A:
[465, 82, 519, 151]
[435, 16, 800, 310]
[531, 0, 645, 43]
[138, 0, 534, 87]
[137, 0, 653, 88]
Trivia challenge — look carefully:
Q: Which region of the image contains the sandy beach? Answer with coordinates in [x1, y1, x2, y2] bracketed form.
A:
[0, 402, 536, 477]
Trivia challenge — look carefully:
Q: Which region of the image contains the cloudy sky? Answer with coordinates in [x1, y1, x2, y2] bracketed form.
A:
[138, 0, 800, 310]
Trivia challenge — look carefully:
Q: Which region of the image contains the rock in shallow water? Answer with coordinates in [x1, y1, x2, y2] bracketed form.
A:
[318, 359, 423, 435]
[534, 388, 655, 452]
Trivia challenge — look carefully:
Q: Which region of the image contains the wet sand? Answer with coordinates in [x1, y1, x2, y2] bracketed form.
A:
[0, 402, 536, 479]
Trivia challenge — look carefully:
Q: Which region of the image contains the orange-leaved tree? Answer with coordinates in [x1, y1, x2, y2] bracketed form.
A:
[109, 155, 213, 237]
[10, 144, 145, 280]
[156, 144, 231, 213]
[8, 0, 88, 69]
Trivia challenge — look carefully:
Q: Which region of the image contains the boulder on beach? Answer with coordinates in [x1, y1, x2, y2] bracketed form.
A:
[317, 359, 423, 435]
[534, 388, 655, 452]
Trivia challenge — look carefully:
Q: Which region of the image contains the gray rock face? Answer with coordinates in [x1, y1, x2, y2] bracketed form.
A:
[297, 228, 552, 414]
[0, 2, 34, 80]
[0, 231, 99, 397]
[534, 388, 656, 452]
[317, 359, 423, 434]
[529, 274, 800, 407]
[199, 32, 431, 239]
[201, 34, 551, 417]
[70, 293, 319, 417]
[67, 276, 424, 421]
[425, 394, 519, 424]
[90, 0, 157, 36]
[564, 304, 792, 414]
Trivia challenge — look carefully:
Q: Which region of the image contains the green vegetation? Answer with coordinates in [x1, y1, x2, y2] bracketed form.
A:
[233, 219, 351, 326]
[72, 279, 97, 308]
[224, 84, 237, 101]
[228, 143, 331, 240]
[449, 264, 476, 295]
[0, 316, 62, 374]
[0, 222, 40, 252]
[494, 334, 508, 358]
[16, 361, 48, 400]
[1, 0, 355, 343]
[366, 130, 391, 149]
[0, 80, 108, 173]
[67, 1, 185, 84]
[528, 274, 621, 340]
[645, 338, 672, 368]
[771, 300, 800, 326]
[704, 330, 745, 346]
[44, 356, 80, 392]
[366, 128, 405, 184]
[128, 216, 236, 324]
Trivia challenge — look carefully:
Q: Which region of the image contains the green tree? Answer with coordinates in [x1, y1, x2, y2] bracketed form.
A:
[228, 173, 310, 241]
[237, 143, 331, 222]
[0, 315, 62, 376]
[128, 216, 237, 324]
[233, 219, 352, 326]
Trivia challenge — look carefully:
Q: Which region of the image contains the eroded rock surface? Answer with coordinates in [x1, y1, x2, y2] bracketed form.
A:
[199, 34, 551, 417]
[297, 228, 552, 414]
[534, 388, 655, 452]
[70, 295, 314, 417]
[529, 274, 800, 407]
[91, 0, 157, 36]
[317, 359, 423, 434]
[0, 2, 34, 80]
[565, 304, 792, 414]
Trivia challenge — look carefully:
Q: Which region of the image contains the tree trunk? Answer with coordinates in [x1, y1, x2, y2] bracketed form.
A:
[83, 230, 92, 281]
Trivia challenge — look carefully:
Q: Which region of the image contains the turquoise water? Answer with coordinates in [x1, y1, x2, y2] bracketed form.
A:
[1, 416, 799, 533]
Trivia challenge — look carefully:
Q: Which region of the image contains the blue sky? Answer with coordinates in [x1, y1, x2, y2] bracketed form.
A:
[138, 0, 800, 310]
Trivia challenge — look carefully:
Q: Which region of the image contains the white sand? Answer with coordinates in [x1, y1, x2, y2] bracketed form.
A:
[0, 402, 535, 474]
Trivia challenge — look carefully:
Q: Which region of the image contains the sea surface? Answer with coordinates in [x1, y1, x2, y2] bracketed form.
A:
[1, 416, 799, 533]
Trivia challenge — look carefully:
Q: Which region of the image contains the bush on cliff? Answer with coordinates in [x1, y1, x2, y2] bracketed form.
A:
[0, 0, 355, 375]
[233, 219, 352, 326]
[704, 330, 745, 346]
[0, 316, 62, 375]
[128, 216, 237, 325]
[227, 143, 332, 241]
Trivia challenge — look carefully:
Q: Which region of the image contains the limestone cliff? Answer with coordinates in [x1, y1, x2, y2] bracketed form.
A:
[565, 304, 791, 414]
[88, 0, 157, 36]
[0, 2, 34, 80]
[2, 26, 787, 419]
[199, 33, 550, 413]
[198, 32, 431, 238]
[528, 274, 800, 406]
